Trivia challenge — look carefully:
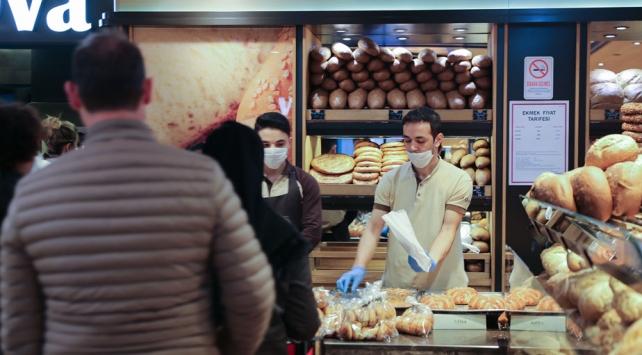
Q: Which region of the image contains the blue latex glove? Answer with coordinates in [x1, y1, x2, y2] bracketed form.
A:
[336, 266, 366, 293]
[407, 254, 438, 273]
[380, 226, 389, 238]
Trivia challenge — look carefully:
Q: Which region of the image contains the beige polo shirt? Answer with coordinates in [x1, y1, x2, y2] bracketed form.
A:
[374, 158, 473, 291]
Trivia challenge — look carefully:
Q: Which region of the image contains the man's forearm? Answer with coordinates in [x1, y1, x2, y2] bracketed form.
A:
[428, 230, 457, 263]
[353, 230, 379, 268]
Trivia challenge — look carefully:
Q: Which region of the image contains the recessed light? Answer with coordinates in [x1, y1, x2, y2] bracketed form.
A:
[615, 26, 629, 31]
[342, 37, 351, 41]
[634, 42, 641, 46]
[270, 51, 280, 54]
[604, 34, 617, 39]
[394, 28, 407, 33]
[397, 36, 408, 41]
[454, 28, 468, 32]
[336, 29, 347, 34]
[598, 62, 605, 67]
[454, 36, 466, 40]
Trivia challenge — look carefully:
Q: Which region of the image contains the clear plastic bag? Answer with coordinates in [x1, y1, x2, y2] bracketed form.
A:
[394, 300, 434, 337]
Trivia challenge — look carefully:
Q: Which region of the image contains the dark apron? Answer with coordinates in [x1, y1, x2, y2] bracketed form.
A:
[265, 169, 303, 232]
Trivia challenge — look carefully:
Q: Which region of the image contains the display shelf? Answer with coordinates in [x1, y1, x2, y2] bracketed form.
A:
[307, 119, 493, 137]
[521, 195, 642, 292]
[589, 109, 621, 121]
[307, 109, 493, 122]
[589, 120, 621, 138]
[320, 194, 492, 211]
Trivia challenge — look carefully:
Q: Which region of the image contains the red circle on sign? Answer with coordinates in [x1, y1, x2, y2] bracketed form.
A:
[529, 59, 548, 79]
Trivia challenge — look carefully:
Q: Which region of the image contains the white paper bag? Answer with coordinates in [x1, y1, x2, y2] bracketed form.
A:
[382, 210, 434, 272]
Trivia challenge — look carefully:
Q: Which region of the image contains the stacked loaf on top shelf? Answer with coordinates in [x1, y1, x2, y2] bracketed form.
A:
[590, 68, 642, 109]
[309, 38, 492, 110]
[448, 138, 492, 187]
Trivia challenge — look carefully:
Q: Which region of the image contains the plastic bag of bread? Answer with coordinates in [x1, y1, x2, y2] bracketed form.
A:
[609, 277, 642, 324]
[610, 318, 642, 355]
[617, 68, 642, 88]
[384, 288, 417, 309]
[395, 303, 434, 337]
[590, 82, 623, 109]
[567, 269, 610, 308]
[590, 68, 617, 85]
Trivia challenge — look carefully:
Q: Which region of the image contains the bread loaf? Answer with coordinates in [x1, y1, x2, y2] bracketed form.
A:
[372, 69, 391, 82]
[465, 167, 475, 181]
[471, 55, 492, 68]
[357, 79, 376, 90]
[578, 280, 614, 322]
[394, 71, 412, 84]
[590, 83, 624, 109]
[309, 60, 326, 74]
[475, 168, 491, 186]
[568, 270, 610, 306]
[447, 49, 473, 63]
[353, 47, 371, 64]
[310, 89, 329, 109]
[367, 88, 386, 109]
[310, 73, 325, 86]
[418, 48, 437, 64]
[469, 92, 488, 109]
[475, 148, 490, 157]
[446, 91, 466, 109]
[406, 89, 427, 109]
[420, 79, 439, 92]
[399, 80, 418, 92]
[606, 162, 642, 217]
[455, 71, 472, 84]
[470, 66, 490, 78]
[378, 79, 396, 92]
[474, 76, 492, 90]
[460, 154, 476, 168]
[454, 61, 472, 73]
[540, 244, 570, 276]
[339, 79, 357, 92]
[609, 277, 642, 324]
[378, 47, 395, 63]
[367, 58, 385, 72]
[326, 57, 344, 73]
[475, 156, 491, 169]
[321, 78, 338, 91]
[310, 46, 332, 62]
[459, 82, 477, 96]
[331, 42, 353, 61]
[346, 59, 365, 73]
[332, 69, 350, 82]
[425, 90, 447, 109]
[617, 69, 642, 88]
[329, 88, 348, 109]
[431, 57, 448, 73]
[473, 139, 489, 150]
[590, 69, 617, 85]
[415, 71, 433, 83]
[311, 153, 355, 175]
[439, 81, 457, 92]
[393, 47, 413, 63]
[351, 70, 370, 83]
[569, 166, 613, 221]
[358, 37, 380, 56]
[567, 250, 589, 272]
[450, 149, 467, 166]
[530, 172, 577, 211]
[387, 89, 407, 109]
[585, 134, 639, 169]
[390, 59, 407, 73]
[437, 69, 455, 82]
[348, 88, 368, 109]
[410, 58, 427, 74]
[623, 83, 642, 103]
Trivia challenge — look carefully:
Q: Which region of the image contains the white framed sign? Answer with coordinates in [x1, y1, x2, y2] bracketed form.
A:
[524, 56, 554, 100]
[509, 101, 569, 186]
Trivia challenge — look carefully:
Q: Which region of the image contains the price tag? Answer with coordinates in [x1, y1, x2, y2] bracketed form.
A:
[433, 313, 486, 330]
[510, 314, 566, 332]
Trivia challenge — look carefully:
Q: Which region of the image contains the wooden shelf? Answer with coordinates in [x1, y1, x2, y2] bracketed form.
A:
[589, 120, 621, 138]
[320, 183, 491, 197]
[307, 119, 493, 137]
[589, 109, 621, 121]
[307, 109, 493, 122]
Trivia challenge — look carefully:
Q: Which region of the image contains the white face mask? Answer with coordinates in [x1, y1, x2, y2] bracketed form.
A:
[407, 149, 434, 169]
[264, 147, 288, 169]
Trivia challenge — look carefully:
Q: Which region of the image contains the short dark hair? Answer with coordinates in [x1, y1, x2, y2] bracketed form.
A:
[0, 104, 42, 170]
[71, 30, 146, 112]
[402, 107, 442, 138]
[254, 112, 291, 136]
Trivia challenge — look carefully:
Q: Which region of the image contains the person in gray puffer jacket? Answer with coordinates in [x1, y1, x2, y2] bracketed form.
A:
[1, 30, 274, 355]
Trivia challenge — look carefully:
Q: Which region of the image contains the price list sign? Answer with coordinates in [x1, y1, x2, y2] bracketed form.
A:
[509, 101, 569, 185]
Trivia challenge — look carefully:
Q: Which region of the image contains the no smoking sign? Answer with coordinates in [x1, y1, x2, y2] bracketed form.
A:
[524, 56, 554, 100]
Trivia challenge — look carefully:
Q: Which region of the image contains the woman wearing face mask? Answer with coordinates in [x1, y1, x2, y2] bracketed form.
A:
[255, 112, 322, 249]
[337, 107, 474, 293]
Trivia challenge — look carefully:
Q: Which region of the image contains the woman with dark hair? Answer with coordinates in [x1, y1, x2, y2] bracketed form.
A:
[202, 121, 319, 355]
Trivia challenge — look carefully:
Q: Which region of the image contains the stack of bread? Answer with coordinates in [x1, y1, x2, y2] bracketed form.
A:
[449, 138, 492, 186]
[590, 68, 642, 109]
[525, 134, 642, 223]
[380, 141, 408, 175]
[469, 213, 490, 253]
[309, 37, 492, 110]
[310, 153, 355, 184]
[352, 141, 383, 185]
[620, 102, 642, 143]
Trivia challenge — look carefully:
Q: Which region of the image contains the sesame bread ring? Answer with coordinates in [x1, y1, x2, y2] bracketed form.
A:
[353, 172, 380, 180]
[354, 166, 381, 173]
[381, 141, 405, 149]
[354, 146, 383, 157]
[620, 114, 642, 124]
[355, 155, 383, 164]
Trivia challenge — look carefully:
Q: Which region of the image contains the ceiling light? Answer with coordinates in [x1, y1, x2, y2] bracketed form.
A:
[342, 37, 351, 41]
[598, 62, 605, 67]
[394, 28, 407, 33]
[615, 25, 629, 31]
[454, 28, 468, 32]
[604, 34, 617, 39]
[336, 29, 347, 34]
[397, 36, 408, 41]
[454, 36, 466, 40]
[634, 42, 641, 46]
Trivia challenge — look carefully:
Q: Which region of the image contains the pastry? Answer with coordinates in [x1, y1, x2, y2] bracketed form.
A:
[509, 287, 543, 307]
[309, 169, 353, 184]
[622, 122, 642, 133]
[536, 296, 562, 312]
[606, 162, 642, 218]
[610, 277, 642, 324]
[311, 154, 355, 175]
[504, 294, 527, 311]
[585, 134, 639, 169]
[578, 279, 614, 322]
[566, 250, 589, 272]
[419, 294, 456, 310]
[568, 166, 613, 221]
[446, 287, 478, 305]
[469, 295, 506, 310]
[610, 318, 642, 355]
[396, 308, 433, 336]
[540, 244, 570, 276]
[385, 288, 416, 308]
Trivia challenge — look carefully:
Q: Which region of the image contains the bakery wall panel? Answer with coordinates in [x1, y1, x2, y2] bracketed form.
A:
[131, 27, 296, 150]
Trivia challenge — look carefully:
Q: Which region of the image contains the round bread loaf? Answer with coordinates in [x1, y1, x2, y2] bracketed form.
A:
[471, 66, 490, 78]
[568, 166, 613, 221]
[475, 148, 490, 157]
[472, 55, 492, 68]
[357, 79, 376, 90]
[475, 168, 491, 186]
[394, 70, 413, 84]
[378, 79, 396, 92]
[353, 171, 380, 180]
[358, 37, 380, 56]
[418, 48, 437, 64]
[447, 49, 473, 63]
[540, 244, 570, 276]
[407, 89, 427, 109]
[310, 46, 332, 62]
[585, 134, 639, 169]
[450, 149, 467, 166]
[329, 88, 347, 109]
[426, 90, 447, 109]
[354, 140, 378, 149]
[469, 92, 488, 109]
[310, 73, 325, 86]
[410, 58, 427, 74]
[331, 42, 353, 61]
[460, 154, 476, 168]
[606, 162, 642, 218]
[590, 68, 617, 85]
[393, 47, 413, 63]
[332, 69, 350, 82]
[351, 70, 370, 83]
[465, 167, 475, 181]
[416, 70, 433, 83]
[354, 178, 379, 185]
[321, 78, 338, 91]
[310, 89, 329, 109]
[440, 81, 457, 92]
[420, 79, 439, 92]
[530, 172, 577, 211]
[367, 58, 385, 72]
[354, 146, 383, 157]
[310, 169, 353, 184]
[372, 69, 391, 82]
[473, 139, 489, 150]
[348, 88, 368, 109]
[567, 250, 589, 272]
[338, 79, 357, 93]
[378, 47, 395, 63]
[399, 80, 418, 92]
[367, 88, 386, 109]
[346, 59, 365, 73]
[311, 153, 355, 174]
[387, 89, 407, 109]
[381, 141, 404, 149]
[437, 69, 455, 82]
[325, 56, 344, 73]
[454, 60, 472, 73]
[446, 90, 466, 109]
[352, 48, 371, 64]
[431, 57, 448, 73]
[459, 82, 477, 96]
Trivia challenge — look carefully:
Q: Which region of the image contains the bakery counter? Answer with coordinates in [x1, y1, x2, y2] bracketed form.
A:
[319, 330, 597, 355]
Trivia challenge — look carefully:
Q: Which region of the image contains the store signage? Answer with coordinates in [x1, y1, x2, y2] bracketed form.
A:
[524, 56, 554, 100]
[509, 101, 569, 186]
[2, 0, 90, 32]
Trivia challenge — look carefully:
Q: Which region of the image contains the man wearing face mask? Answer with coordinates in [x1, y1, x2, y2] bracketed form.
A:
[337, 107, 473, 292]
[256, 112, 322, 248]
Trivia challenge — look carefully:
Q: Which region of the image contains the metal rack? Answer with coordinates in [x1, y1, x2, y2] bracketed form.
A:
[521, 195, 642, 293]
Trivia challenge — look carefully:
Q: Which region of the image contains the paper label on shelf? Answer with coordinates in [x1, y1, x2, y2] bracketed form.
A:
[510, 314, 566, 332]
[524, 56, 554, 100]
[509, 101, 569, 185]
[433, 313, 487, 330]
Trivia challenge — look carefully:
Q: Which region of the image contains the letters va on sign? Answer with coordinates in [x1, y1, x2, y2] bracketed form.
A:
[2, 0, 91, 32]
